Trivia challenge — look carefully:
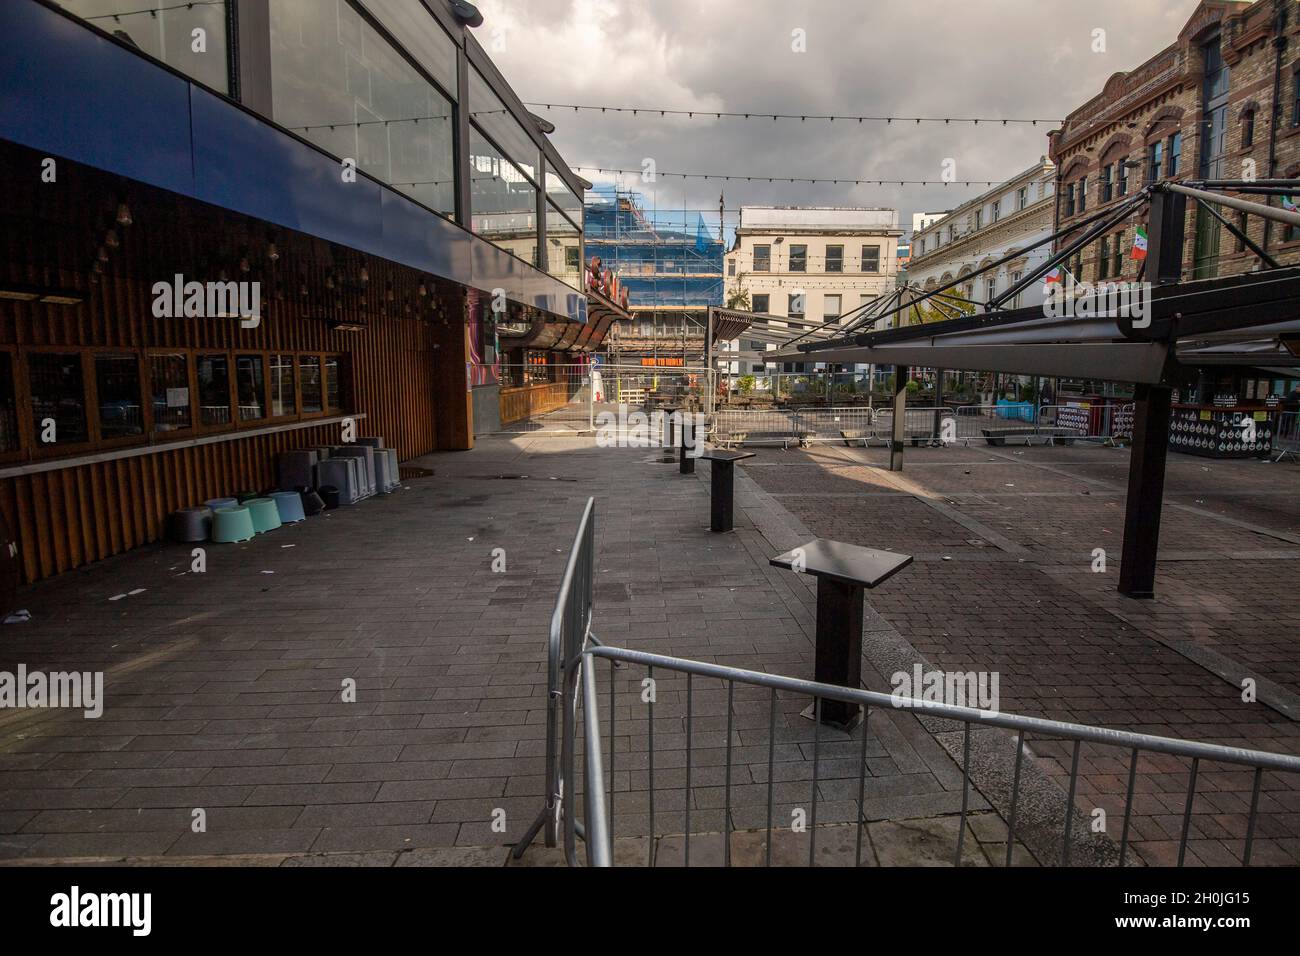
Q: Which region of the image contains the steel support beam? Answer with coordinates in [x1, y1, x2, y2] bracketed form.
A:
[889, 365, 908, 472]
[1118, 383, 1172, 599]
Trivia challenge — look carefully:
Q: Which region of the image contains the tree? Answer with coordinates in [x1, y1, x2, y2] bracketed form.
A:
[907, 290, 976, 325]
[726, 273, 751, 311]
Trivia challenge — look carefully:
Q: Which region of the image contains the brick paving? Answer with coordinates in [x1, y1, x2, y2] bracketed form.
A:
[2, 434, 1297, 866]
[0, 436, 972, 865]
[743, 441, 1300, 866]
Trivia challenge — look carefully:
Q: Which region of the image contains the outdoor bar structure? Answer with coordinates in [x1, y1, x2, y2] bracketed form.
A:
[0, 0, 596, 583]
[774, 183, 1300, 600]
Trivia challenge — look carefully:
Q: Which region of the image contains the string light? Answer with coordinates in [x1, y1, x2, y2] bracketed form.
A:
[574, 166, 1013, 187]
[525, 102, 1062, 126]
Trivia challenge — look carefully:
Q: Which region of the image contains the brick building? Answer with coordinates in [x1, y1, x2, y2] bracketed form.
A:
[1048, 0, 1300, 283]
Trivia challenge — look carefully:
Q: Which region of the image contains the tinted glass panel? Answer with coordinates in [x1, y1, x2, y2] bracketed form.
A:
[270, 354, 296, 416]
[150, 353, 191, 432]
[469, 126, 537, 261]
[357, 0, 457, 97]
[236, 355, 265, 421]
[29, 353, 87, 446]
[269, 0, 456, 218]
[198, 354, 230, 425]
[300, 356, 323, 413]
[95, 354, 143, 439]
[545, 202, 582, 289]
[56, 1, 229, 93]
[469, 67, 538, 182]
[0, 354, 17, 452]
[325, 357, 342, 411]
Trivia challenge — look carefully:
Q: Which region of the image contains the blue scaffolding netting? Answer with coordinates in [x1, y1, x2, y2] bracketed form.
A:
[583, 185, 724, 312]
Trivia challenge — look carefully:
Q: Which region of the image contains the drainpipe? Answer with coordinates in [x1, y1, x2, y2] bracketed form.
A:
[1264, 0, 1288, 254]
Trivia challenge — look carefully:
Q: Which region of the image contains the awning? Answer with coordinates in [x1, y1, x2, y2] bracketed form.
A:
[772, 267, 1300, 384]
[497, 285, 629, 353]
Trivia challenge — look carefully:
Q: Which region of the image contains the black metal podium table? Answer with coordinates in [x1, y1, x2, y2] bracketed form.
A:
[770, 539, 913, 728]
[699, 449, 754, 532]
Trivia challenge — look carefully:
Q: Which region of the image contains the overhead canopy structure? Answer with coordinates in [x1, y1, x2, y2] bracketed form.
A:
[497, 285, 628, 353]
[707, 305, 850, 350]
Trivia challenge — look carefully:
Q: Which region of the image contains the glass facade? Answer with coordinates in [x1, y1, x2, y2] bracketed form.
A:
[55, 0, 230, 93]
[469, 126, 538, 263]
[546, 202, 582, 289]
[269, 0, 456, 219]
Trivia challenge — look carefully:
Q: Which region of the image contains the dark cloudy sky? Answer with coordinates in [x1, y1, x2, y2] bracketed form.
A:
[476, 0, 1206, 235]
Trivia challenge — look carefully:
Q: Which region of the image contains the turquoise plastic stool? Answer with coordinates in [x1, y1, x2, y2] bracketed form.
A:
[205, 497, 238, 510]
[212, 506, 255, 543]
[270, 491, 306, 523]
[245, 497, 282, 534]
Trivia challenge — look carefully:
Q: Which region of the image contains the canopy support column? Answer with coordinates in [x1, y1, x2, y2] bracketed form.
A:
[889, 366, 909, 472]
[1118, 384, 1172, 599]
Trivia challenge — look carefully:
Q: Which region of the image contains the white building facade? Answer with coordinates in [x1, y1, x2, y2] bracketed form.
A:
[907, 158, 1056, 313]
[722, 206, 902, 374]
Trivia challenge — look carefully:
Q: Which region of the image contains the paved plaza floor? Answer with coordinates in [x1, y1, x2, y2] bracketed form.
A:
[0, 434, 1296, 866]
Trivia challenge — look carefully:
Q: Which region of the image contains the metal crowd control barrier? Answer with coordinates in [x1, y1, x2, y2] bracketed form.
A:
[1276, 411, 1299, 462]
[513, 496, 596, 862]
[517, 499, 1300, 867]
[710, 406, 951, 447]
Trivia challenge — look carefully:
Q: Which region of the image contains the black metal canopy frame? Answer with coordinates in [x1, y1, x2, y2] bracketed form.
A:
[771, 180, 1300, 600]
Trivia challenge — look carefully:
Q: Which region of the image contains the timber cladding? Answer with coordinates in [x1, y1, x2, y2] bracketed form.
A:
[0, 148, 474, 583]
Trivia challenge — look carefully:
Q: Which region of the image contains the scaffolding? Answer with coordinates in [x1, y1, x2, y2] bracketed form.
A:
[584, 185, 724, 362]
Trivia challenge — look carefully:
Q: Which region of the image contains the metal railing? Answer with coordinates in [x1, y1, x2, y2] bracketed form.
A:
[950, 403, 1135, 446]
[711, 405, 951, 447]
[517, 499, 1300, 868]
[1276, 411, 1299, 462]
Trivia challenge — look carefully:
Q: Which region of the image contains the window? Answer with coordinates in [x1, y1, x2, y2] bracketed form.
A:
[325, 357, 343, 411]
[1118, 157, 1129, 196]
[1018, 187, 1029, 210]
[0, 353, 17, 453]
[727, 259, 736, 276]
[197, 355, 230, 426]
[149, 353, 191, 432]
[1148, 140, 1164, 182]
[1293, 70, 1300, 126]
[789, 244, 807, 272]
[1242, 109, 1256, 149]
[28, 353, 87, 446]
[270, 354, 296, 417]
[753, 244, 771, 271]
[268, 0, 455, 218]
[1236, 212, 1249, 253]
[787, 293, 805, 317]
[1009, 271, 1022, 309]
[360, 0, 459, 96]
[826, 245, 844, 273]
[974, 209, 983, 230]
[90, 354, 143, 440]
[545, 204, 581, 288]
[300, 356, 323, 413]
[565, 246, 581, 271]
[1168, 131, 1182, 176]
[985, 279, 996, 304]
[991, 200, 1000, 223]
[752, 293, 770, 313]
[823, 294, 841, 320]
[1101, 164, 1114, 202]
[58, 0, 230, 93]
[861, 245, 881, 273]
[1065, 183, 1076, 217]
[1077, 177, 1087, 213]
[1099, 236, 1111, 279]
[235, 355, 265, 421]
[1112, 230, 1124, 277]
[468, 126, 537, 262]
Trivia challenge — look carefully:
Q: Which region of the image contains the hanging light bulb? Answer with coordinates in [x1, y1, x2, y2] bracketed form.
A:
[325, 272, 335, 291]
[239, 255, 251, 274]
[104, 228, 120, 250]
[359, 265, 369, 284]
[267, 241, 280, 262]
[116, 200, 133, 226]
[418, 281, 428, 297]
[97, 245, 109, 263]
[91, 260, 103, 275]
[386, 282, 395, 302]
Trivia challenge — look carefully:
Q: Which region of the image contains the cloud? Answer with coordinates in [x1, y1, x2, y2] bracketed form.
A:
[476, 0, 1203, 230]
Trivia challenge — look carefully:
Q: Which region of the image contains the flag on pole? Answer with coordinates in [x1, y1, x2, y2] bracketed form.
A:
[1043, 266, 1063, 286]
[1130, 225, 1149, 261]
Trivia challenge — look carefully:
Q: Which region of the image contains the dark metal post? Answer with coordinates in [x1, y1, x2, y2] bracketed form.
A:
[710, 461, 735, 532]
[1118, 383, 1172, 598]
[889, 366, 909, 471]
[814, 579, 865, 729]
[679, 416, 695, 474]
[1146, 187, 1187, 287]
